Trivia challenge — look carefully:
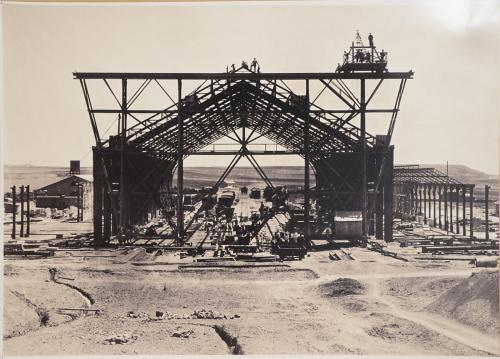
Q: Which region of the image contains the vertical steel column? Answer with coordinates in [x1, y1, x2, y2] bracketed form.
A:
[93, 148, 103, 247]
[455, 185, 460, 234]
[20, 185, 25, 237]
[415, 184, 422, 216]
[360, 78, 368, 238]
[423, 185, 427, 223]
[415, 186, 418, 215]
[11, 186, 16, 239]
[26, 185, 30, 237]
[304, 79, 311, 244]
[383, 146, 394, 242]
[444, 185, 448, 231]
[469, 186, 474, 238]
[449, 186, 454, 233]
[409, 185, 414, 216]
[485, 185, 490, 240]
[432, 186, 436, 227]
[413, 184, 417, 216]
[438, 186, 442, 229]
[462, 187, 466, 236]
[417, 185, 422, 216]
[375, 153, 384, 239]
[177, 79, 184, 242]
[119, 79, 128, 232]
[406, 185, 410, 216]
[103, 173, 111, 243]
[112, 203, 118, 236]
[428, 186, 432, 224]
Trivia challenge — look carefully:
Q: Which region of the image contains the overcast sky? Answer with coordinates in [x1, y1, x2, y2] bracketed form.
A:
[3, 0, 499, 174]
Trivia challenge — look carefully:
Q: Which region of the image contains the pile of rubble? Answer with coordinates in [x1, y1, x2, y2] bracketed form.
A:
[191, 309, 226, 319]
[171, 327, 194, 338]
[126, 309, 240, 321]
[153, 311, 191, 320]
[127, 311, 149, 319]
[103, 333, 138, 345]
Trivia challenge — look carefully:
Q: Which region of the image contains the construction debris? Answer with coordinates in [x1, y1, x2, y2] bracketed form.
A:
[126, 309, 239, 321]
[127, 311, 148, 319]
[171, 327, 194, 338]
[103, 333, 138, 345]
[367, 241, 408, 262]
[329, 249, 354, 261]
[191, 309, 226, 319]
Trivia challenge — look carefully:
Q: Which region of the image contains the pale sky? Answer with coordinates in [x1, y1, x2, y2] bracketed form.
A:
[3, 0, 499, 174]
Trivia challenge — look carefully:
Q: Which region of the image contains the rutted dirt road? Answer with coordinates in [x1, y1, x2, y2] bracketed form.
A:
[368, 277, 499, 355]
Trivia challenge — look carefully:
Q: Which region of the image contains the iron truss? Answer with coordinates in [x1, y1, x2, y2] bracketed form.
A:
[75, 63, 413, 245]
[394, 165, 465, 186]
[74, 66, 413, 160]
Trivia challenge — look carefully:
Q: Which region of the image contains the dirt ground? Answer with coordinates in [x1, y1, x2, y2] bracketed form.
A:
[3, 240, 499, 356]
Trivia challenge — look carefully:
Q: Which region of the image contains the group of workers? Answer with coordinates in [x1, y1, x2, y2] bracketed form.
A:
[204, 207, 271, 245]
[272, 230, 305, 248]
[345, 48, 387, 64]
[271, 186, 290, 210]
[226, 58, 260, 73]
[343, 33, 387, 64]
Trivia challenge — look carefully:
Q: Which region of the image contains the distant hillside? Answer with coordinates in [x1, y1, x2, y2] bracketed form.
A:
[4, 164, 498, 199]
[3, 165, 309, 192]
[421, 164, 498, 185]
[3, 165, 92, 193]
[177, 166, 311, 189]
[418, 164, 498, 200]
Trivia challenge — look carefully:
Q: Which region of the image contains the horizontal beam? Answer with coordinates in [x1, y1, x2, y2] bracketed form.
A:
[74, 71, 414, 81]
[394, 181, 475, 188]
[184, 150, 301, 155]
[92, 147, 366, 157]
[90, 108, 399, 114]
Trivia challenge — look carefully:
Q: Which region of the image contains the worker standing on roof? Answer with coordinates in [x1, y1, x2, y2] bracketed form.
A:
[380, 49, 387, 62]
[251, 58, 258, 72]
[368, 33, 374, 48]
[365, 51, 371, 63]
[355, 49, 363, 62]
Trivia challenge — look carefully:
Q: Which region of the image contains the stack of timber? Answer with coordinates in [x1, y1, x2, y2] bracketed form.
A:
[4, 243, 55, 258]
[329, 249, 354, 261]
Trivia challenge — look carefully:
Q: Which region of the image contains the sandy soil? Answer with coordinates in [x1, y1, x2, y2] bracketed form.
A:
[3, 242, 499, 356]
[426, 271, 499, 336]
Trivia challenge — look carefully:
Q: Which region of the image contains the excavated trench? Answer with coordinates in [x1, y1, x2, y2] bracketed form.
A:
[212, 324, 244, 355]
[49, 267, 95, 306]
[188, 322, 244, 355]
[6, 268, 97, 339]
[10, 291, 51, 328]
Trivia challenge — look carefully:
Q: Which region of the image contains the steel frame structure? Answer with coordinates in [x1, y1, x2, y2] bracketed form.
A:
[394, 165, 475, 237]
[75, 64, 413, 247]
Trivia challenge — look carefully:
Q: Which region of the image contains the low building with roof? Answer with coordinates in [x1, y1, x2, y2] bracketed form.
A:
[34, 174, 93, 212]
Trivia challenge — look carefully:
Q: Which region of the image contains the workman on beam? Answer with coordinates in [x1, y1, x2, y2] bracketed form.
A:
[368, 33, 374, 47]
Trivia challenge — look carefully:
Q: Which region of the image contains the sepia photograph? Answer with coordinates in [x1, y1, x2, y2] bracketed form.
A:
[2, 0, 499, 356]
